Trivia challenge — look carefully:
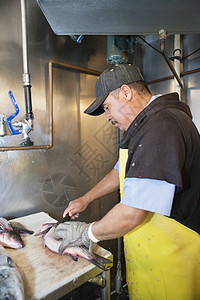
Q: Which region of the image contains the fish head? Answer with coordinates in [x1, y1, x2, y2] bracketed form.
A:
[0, 231, 24, 249]
[0, 252, 15, 268]
[0, 245, 25, 300]
[0, 290, 18, 300]
[0, 263, 24, 300]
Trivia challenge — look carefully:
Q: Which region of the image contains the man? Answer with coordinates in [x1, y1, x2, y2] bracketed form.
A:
[56, 64, 200, 299]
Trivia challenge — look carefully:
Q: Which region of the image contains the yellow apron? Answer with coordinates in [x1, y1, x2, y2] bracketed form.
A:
[119, 148, 200, 300]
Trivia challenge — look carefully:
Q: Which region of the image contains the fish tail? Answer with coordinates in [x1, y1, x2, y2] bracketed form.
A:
[34, 227, 51, 236]
[34, 222, 57, 236]
[10, 223, 34, 235]
[86, 252, 112, 271]
[43, 222, 58, 227]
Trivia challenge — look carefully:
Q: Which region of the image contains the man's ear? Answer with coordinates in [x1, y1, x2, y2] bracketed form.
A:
[120, 85, 133, 101]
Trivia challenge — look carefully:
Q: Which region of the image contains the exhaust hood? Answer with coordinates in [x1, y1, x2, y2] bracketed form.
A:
[37, 0, 200, 35]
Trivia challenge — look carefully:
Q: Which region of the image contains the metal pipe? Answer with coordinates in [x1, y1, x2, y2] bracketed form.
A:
[181, 67, 200, 77]
[101, 270, 111, 300]
[146, 75, 174, 85]
[20, 0, 28, 75]
[115, 127, 123, 293]
[48, 61, 54, 148]
[159, 30, 183, 89]
[115, 237, 122, 293]
[50, 60, 101, 76]
[146, 67, 200, 86]
[20, 0, 33, 121]
[174, 34, 182, 95]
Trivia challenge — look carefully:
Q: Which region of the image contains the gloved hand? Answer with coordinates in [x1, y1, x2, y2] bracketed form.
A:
[55, 221, 99, 254]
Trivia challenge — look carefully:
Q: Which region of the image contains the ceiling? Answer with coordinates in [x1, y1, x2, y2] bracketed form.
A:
[37, 0, 200, 36]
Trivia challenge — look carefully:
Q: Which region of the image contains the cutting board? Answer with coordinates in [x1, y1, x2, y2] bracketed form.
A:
[6, 212, 113, 300]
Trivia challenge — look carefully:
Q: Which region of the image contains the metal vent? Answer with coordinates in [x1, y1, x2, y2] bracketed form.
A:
[37, 0, 200, 35]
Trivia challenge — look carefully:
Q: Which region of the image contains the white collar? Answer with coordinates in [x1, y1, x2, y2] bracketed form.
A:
[146, 94, 162, 107]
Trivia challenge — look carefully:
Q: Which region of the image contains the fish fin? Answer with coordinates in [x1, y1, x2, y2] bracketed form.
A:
[34, 222, 58, 236]
[10, 222, 34, 235]
[34, 227, 52, 236]
[87, 255, 112, 271]
[42, 222, 58, 227]
[14, 228, 34, 235]
[68, 254, 78, 262]
[80, 247, 112, 271]
[24, 229, 34, 234]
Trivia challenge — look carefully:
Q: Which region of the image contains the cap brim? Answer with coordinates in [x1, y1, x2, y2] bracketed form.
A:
[84, 93, 109, 116]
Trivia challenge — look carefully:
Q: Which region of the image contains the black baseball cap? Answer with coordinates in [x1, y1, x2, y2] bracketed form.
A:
[84, 64, 145, 116]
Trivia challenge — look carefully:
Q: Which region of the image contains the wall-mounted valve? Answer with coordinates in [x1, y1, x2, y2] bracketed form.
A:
[12, 119, 33, 146]
[6, 90, 33, 146]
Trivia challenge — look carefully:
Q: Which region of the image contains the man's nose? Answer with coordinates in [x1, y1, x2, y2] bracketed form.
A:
[105, 111, 111, 122]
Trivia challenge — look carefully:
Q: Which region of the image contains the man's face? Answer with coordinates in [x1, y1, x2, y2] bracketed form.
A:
[102, 90, 132, 131]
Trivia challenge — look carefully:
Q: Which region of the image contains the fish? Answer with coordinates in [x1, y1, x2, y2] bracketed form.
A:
[0, 217, 34, 249]
[0, 230, 24, 249]
[9, 222, 34, 235]
[0, 244, 25, 299]
[40, 225, 112, 271]
[0, 217, 34, 235]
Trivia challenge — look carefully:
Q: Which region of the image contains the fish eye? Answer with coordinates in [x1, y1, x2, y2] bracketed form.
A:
[0, 225, 5, 231]
[6, 256, 14, 267]
[2, 293, 13, 300]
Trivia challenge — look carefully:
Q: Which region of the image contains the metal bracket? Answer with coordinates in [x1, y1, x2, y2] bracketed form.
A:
[88, 274, 106, 288]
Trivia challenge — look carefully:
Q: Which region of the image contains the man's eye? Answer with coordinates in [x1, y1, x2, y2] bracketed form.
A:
[103, 106, 109, 112]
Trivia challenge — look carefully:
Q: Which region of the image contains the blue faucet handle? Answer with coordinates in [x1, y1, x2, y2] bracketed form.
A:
[6, 90, 21, 135]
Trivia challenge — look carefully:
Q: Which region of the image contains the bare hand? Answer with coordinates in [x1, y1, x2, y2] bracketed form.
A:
[63, 197, 88, 218]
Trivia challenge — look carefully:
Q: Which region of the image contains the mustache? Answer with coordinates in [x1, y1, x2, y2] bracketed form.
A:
[111, 120, 117, 125]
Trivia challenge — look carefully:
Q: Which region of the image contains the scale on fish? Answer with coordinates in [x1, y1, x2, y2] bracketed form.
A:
[0, 244, 25, 300]
[36, 223, 112, 271]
